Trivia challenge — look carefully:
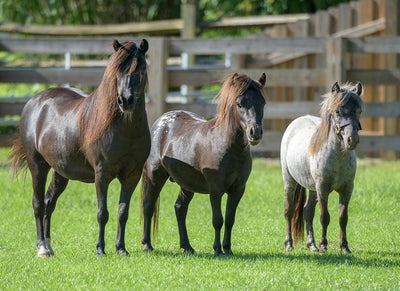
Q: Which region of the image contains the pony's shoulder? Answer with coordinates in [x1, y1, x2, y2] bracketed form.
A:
[291, 115, 321, 126]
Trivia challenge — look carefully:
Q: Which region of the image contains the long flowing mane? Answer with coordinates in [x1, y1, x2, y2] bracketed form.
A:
[78, 41, 140, 148]
[309, 83, 364, 155]
[213, 73, 264, 131]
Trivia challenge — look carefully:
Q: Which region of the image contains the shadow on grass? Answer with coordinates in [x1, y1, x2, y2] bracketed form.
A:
[139, 249, 400, 268]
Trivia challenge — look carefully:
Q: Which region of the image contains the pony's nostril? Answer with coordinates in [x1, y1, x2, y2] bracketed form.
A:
[250, 127, 255, 137]
[117, 96, 123, 106]
[127, 96, 134, 105]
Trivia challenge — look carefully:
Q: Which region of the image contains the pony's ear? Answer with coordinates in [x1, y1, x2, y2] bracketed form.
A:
[113, 40, 123, 52]
[353, 82, 362, 95]
[139, 39, 149, 54]
[332, 81, 340, 93]
[258, 73, 266, 88]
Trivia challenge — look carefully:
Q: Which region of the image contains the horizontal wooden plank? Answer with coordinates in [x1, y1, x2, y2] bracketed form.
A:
[0, 37, 152, 54]
[364, 102, 400, 118]
[0, 38, 116, 54]
[0, 67, 104, 85]
[199, 14, 310, 29]
[0, 20, 183, 36]
[250, 134, 400, 153]
[346, 37, 400, 53]
[168, 68, 326, 87]
[2, 99, 399, 119]
[168, 37, 327, 55]
[346, 69, 400, 85]
[0, 102, 26, 116]
[357, 135, 400, 152]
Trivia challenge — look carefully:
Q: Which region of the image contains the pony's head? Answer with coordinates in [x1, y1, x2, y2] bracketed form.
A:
[214, 73, 266, 145]
[111, 39, 148, 114]
[322, 82, 364, 150]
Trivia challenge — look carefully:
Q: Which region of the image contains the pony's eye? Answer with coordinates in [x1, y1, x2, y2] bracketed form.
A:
[236, 102, 242, 108]
[335, 110, 340, 115]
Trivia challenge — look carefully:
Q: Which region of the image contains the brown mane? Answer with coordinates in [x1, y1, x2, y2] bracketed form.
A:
[213, 73, 264, 132]
[78, 41, 140, 148]
[309, 83, 364, 155]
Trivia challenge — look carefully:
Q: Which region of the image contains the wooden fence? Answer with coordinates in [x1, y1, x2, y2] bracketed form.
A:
[0, 35, 399, 155]
[0, 0, 399, 157]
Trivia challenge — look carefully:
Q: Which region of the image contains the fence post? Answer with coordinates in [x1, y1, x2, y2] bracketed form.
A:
[384, 0, 400, 160]
[147, 37, 168, 126]
[326, 36, 346, 88]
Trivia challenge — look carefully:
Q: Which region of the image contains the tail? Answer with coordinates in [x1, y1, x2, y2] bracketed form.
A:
[292, 184, 306, 245]
[8, 134, 28, 180]
[140, 161, 160, 238]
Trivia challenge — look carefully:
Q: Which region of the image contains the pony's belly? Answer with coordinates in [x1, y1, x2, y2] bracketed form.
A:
[52, 161, 95, 183]
[163, 157, 209, 193]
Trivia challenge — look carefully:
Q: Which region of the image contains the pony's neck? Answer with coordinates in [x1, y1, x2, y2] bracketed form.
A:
[229, 127, 251, 154]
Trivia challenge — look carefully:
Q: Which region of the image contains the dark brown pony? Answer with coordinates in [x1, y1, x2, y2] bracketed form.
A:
[141, 73, 266, 256]
[9, 39, 150, 257]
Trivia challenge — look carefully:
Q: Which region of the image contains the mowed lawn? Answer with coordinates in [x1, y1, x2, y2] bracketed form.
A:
[0, 147, 399, 290]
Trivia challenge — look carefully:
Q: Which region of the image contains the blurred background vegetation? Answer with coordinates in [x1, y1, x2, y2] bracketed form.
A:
[0, 0, 349, 25]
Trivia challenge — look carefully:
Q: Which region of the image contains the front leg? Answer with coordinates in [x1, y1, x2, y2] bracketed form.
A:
[223, 188, 244, 255]
[209, 193, 223, 256]
[115, 174, 141, 255]
[95, 170, 111, 256]
[318, 196, 330, 254]
[338, 191, 352, 253]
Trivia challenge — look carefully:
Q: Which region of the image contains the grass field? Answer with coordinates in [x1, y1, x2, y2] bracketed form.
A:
[0, 147, 399, 290]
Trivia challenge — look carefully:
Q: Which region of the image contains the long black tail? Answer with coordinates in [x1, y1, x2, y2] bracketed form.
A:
[292, 184, 306, 244]
[140, 161, 160, 238]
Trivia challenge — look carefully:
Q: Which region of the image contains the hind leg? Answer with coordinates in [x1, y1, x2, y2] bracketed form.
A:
[141, 166, 168, 251]
[175, 188, 194, 253]
[304, 190, 318, 252]
[43, 170, 69, 256]
[28, 156, 51, 257]
[283, 178, 297, 251]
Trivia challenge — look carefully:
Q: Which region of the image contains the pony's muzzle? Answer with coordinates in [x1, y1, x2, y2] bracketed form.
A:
[249, 125, 263, 145]
[117, 95, 136, 112]
[346, 132, 359, 150]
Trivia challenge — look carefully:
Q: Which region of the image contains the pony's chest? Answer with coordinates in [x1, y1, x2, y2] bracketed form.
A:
[311, 152, 357, 192]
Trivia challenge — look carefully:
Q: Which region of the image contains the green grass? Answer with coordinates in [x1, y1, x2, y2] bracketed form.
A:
[0, 147, 399, 290]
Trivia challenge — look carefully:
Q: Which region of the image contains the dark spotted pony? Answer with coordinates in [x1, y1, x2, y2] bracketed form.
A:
[141, 73, 266, 256]
[10, 39, 150, 257]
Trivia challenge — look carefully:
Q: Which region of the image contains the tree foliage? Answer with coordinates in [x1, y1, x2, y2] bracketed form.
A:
[0, 0, 350, 25]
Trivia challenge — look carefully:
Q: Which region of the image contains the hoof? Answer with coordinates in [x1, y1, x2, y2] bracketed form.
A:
[214, 249, 224, 257]
[117, 249, 129, 256]
[319, 245, 328, 255]
[37, 241, 53, 258]
[183, 248, 195, 254]
[143, 243, 153, 252]
[96, 249, 106, 257]
[37, 247, 53, 258]
[341, 246, 351, 254]
[224, 249, 234, 256]
[308, 243, 319, 252]
[285, 243, 294, 251]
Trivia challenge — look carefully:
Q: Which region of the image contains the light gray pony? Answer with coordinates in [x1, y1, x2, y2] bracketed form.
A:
[280, 82, 364, 254]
